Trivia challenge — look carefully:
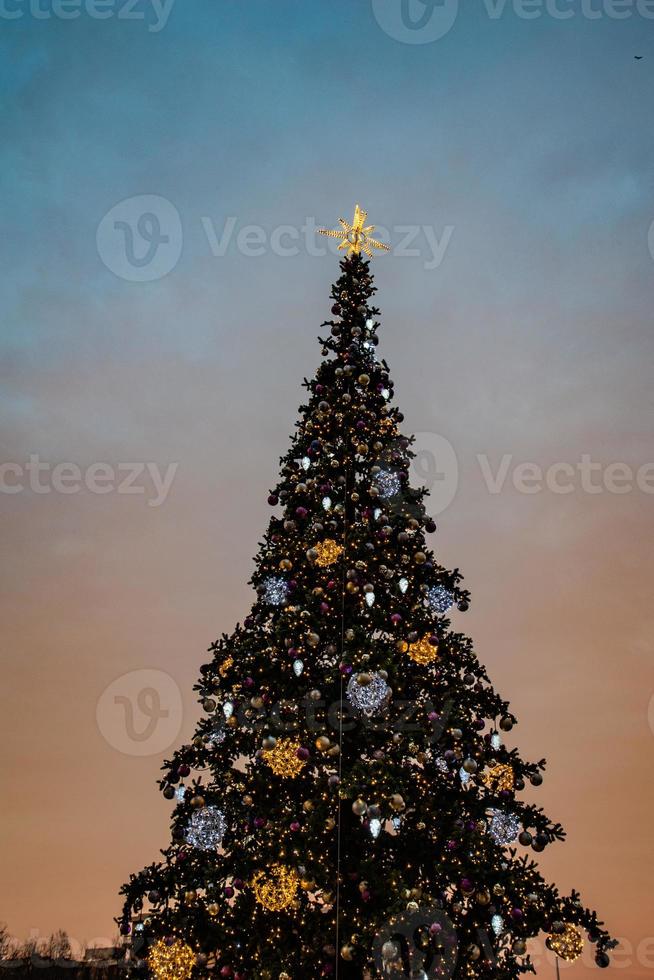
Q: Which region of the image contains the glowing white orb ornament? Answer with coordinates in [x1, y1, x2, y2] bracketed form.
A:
[488, 809, 521, 845]
[375, 470, 401, 499]
[262, 576, 288, 606]
[185, 806, 227, 850]
[346, 672, 390, 714]
[427, 585, 454, 614]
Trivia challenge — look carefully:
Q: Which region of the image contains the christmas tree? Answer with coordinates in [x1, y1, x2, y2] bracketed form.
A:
[119, 207, 615, 980]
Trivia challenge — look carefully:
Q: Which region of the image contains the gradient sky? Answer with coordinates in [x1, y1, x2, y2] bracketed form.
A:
[2, 1, 654, 976]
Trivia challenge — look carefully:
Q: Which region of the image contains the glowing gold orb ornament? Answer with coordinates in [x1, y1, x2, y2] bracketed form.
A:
[406, 634, 439, 666]
[218, 656, 233, 678]
[318, 204, 391, 258]
[252, 864, 300, 911]
[147, 939, 195, 980]
[481, 762, 515, 793]
[263, 738, 306, 778]
[548, 923, 584, 962]
[314, 538, 343, 567]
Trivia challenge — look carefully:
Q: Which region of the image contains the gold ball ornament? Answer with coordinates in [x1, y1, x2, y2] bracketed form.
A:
[262, 738, 306, 778]
[406, 634, 439, 666]
[548, 923, 584, 962]
[252, 864, 300, 911]
[147, 940, 196, 980]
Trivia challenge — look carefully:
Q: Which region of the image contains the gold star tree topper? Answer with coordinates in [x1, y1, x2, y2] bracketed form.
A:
[318, 203, 390, 257]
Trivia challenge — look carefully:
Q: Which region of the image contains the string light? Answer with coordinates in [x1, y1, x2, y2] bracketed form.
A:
[406, 634, 439, 666]
[375, 470, 401, 499]
[185, 806, 227, 850]
[262, 738, 306, 778]
[548, 924, 584, 962]
[481, 763, 515, 793]
[147, 940, 195, 980]
[314, 538, 343, 567]
[487, 809, 520, 845]
[252, 864, 300, 911]
[346, 672, 390, 713]
[263, 576, 288, 606]
[427, 584, 454, 614]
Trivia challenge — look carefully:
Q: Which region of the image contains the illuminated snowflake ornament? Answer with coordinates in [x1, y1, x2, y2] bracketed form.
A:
[488, 809, 521, 845]
[185, 806, 227, 850]
[262, 576, 288, 606]
[346, 672, 390, 714]
[427, 585, 454, 614]
[375, 470, 402, 499]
